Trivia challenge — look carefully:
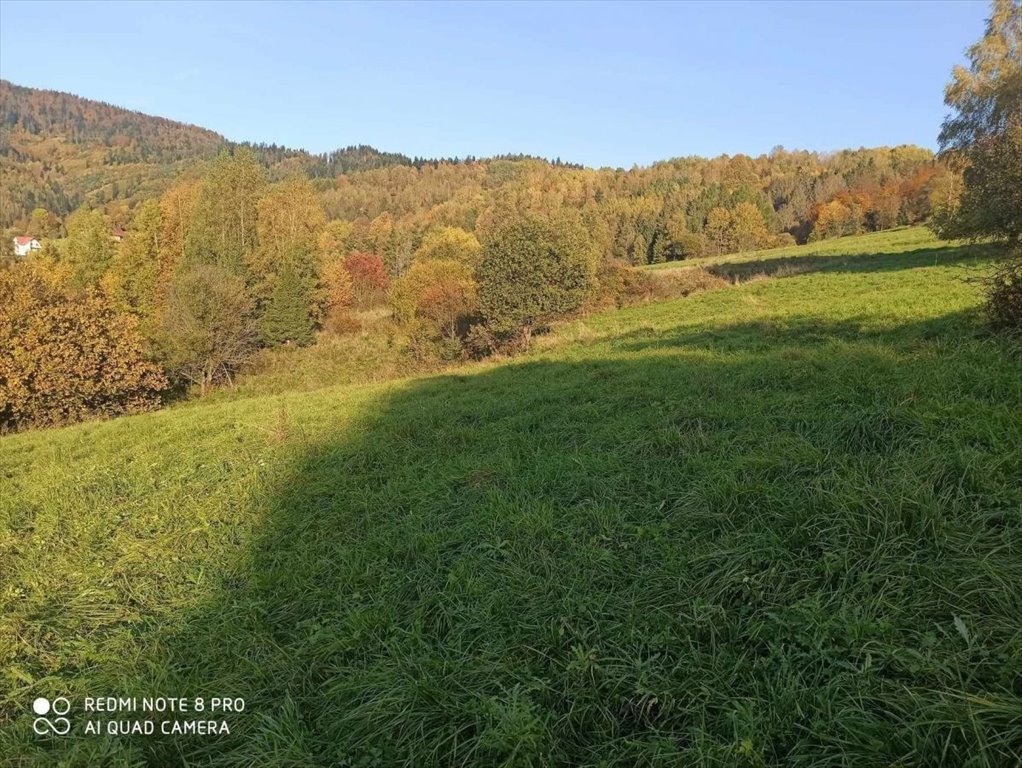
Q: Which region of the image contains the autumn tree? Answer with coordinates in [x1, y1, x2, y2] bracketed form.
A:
[28, 207, 61, 239]
[318, 220, 355, 263]
[0, 262, 167, 430]
[252, 177, 326, 275]
[936, 0, 1022, 242]
[64, 207, 114, 287]
[344, 252, 390, 307]
[249, 176, 326, 341]
[730, 202, 770, 251]
[414, 227, 483, 268]
[320, 259, 353, 311]
[391, 259, 477, 338]
[106, 199, 164, 320]
[705, 207, 733, 255]
[186, 148, 266, 272]
[159, 180, 202, 277]
[811, 200, 857, 240]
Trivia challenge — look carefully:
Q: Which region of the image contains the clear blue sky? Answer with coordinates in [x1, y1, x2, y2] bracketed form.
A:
[0, 0, 989, 168]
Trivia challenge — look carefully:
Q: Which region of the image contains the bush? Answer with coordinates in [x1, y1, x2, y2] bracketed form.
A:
[984, 253, 1022, 336]
[157, 266, 257, 395]
[463, 323, 498, 358]
[0, 264, 167, 431]
[588, 262, 726, 311]
[586, 260, 632, 311]
[403, 319, 465, 363]
[477, 210, 596, 342]
[391, 259, 477, 338]
[671, 232, 708, 260]
[649, 268, 729, 299]
[322, 310, 363, 336]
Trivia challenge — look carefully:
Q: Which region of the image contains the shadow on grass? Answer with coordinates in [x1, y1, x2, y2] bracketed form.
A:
[700, 241, 1007, 284]
[13, 314, 1022, 766]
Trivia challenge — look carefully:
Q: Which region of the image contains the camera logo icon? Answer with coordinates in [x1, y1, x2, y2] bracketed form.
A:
[32, 697, 71, 736]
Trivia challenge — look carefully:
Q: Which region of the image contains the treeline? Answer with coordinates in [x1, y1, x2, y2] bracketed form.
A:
[6, 0, 1019, 435]
[1, 145, 739, 431]
[0, 81, 585, 229]
[2, 80, 947, 247]
[309, 144, 946, 269]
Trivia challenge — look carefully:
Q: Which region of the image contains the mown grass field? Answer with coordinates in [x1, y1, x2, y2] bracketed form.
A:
[1, 228, 1020, 766]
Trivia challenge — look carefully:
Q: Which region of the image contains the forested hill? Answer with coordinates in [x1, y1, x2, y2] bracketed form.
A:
[0, 80, 419, 226]
[2, 79, 947, 257]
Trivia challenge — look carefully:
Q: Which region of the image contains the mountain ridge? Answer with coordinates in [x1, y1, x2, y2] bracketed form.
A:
[0, 80, 584, 229]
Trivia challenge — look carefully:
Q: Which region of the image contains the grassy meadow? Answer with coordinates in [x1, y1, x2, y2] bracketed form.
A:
[1, 228, 1020, 766]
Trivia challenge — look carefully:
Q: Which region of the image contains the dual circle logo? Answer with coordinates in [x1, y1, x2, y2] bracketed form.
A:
[32, 697, 71, 736]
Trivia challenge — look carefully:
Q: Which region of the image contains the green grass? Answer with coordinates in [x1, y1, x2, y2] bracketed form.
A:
[2, 228, 1021, 766]
[642, 227, 973, 279]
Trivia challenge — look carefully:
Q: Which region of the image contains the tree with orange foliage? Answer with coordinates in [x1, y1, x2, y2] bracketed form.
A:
[344, 252, 389, 308]
[811, 199, 857, 240]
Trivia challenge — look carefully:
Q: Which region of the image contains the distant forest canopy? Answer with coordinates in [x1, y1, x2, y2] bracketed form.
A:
[0, 80, 580, 229]
[2, 79, 947, 260]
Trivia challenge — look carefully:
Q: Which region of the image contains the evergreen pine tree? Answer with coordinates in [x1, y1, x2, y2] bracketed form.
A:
[260, 265, 315, 347]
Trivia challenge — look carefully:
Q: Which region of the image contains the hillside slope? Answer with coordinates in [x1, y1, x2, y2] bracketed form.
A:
[0, 79, 223, 227]
[0, 80, 416, 228]
[1, 233, 1020, 765]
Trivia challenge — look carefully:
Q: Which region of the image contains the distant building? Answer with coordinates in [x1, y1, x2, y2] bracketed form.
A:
[13, 236, 41, 257]
[111, 228, 126, 242]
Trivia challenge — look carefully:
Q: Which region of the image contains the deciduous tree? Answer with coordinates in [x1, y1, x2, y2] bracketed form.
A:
[414, 226, 482, 268]
[344, 252, 389, 307]
[157, 265, 257, 395]
[0, 263, 167, 430]
[936, 0, 1022, 242]
[477, 209, 596, 341]
[391, 259, 477, 338]
[64, 207, 114, 288]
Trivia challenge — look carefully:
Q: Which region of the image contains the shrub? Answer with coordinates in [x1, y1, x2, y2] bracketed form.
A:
[587, 263, 726, 311]
[477, 210, 596, 342]
[345, 252, 389, 308]
[391, 259, 477, 337]
[323, 310, 363, 336]
[0, 264, 167, 431]
[671, 232, 708, 260]
[404, 319, 465, 363]
[586, 260, 632, 311]
[649, 268, 729, 299]
[157, 265, 257, 395]
[984, 253, 1022, 336]
[463, 323, 498, 358]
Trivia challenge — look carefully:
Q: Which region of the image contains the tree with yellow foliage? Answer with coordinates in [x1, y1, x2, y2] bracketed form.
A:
[414, 227, 482, 268]
[0, 261, 167, 431]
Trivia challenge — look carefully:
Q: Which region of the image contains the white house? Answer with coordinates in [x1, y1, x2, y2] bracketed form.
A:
[13, 236, 41, 257]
